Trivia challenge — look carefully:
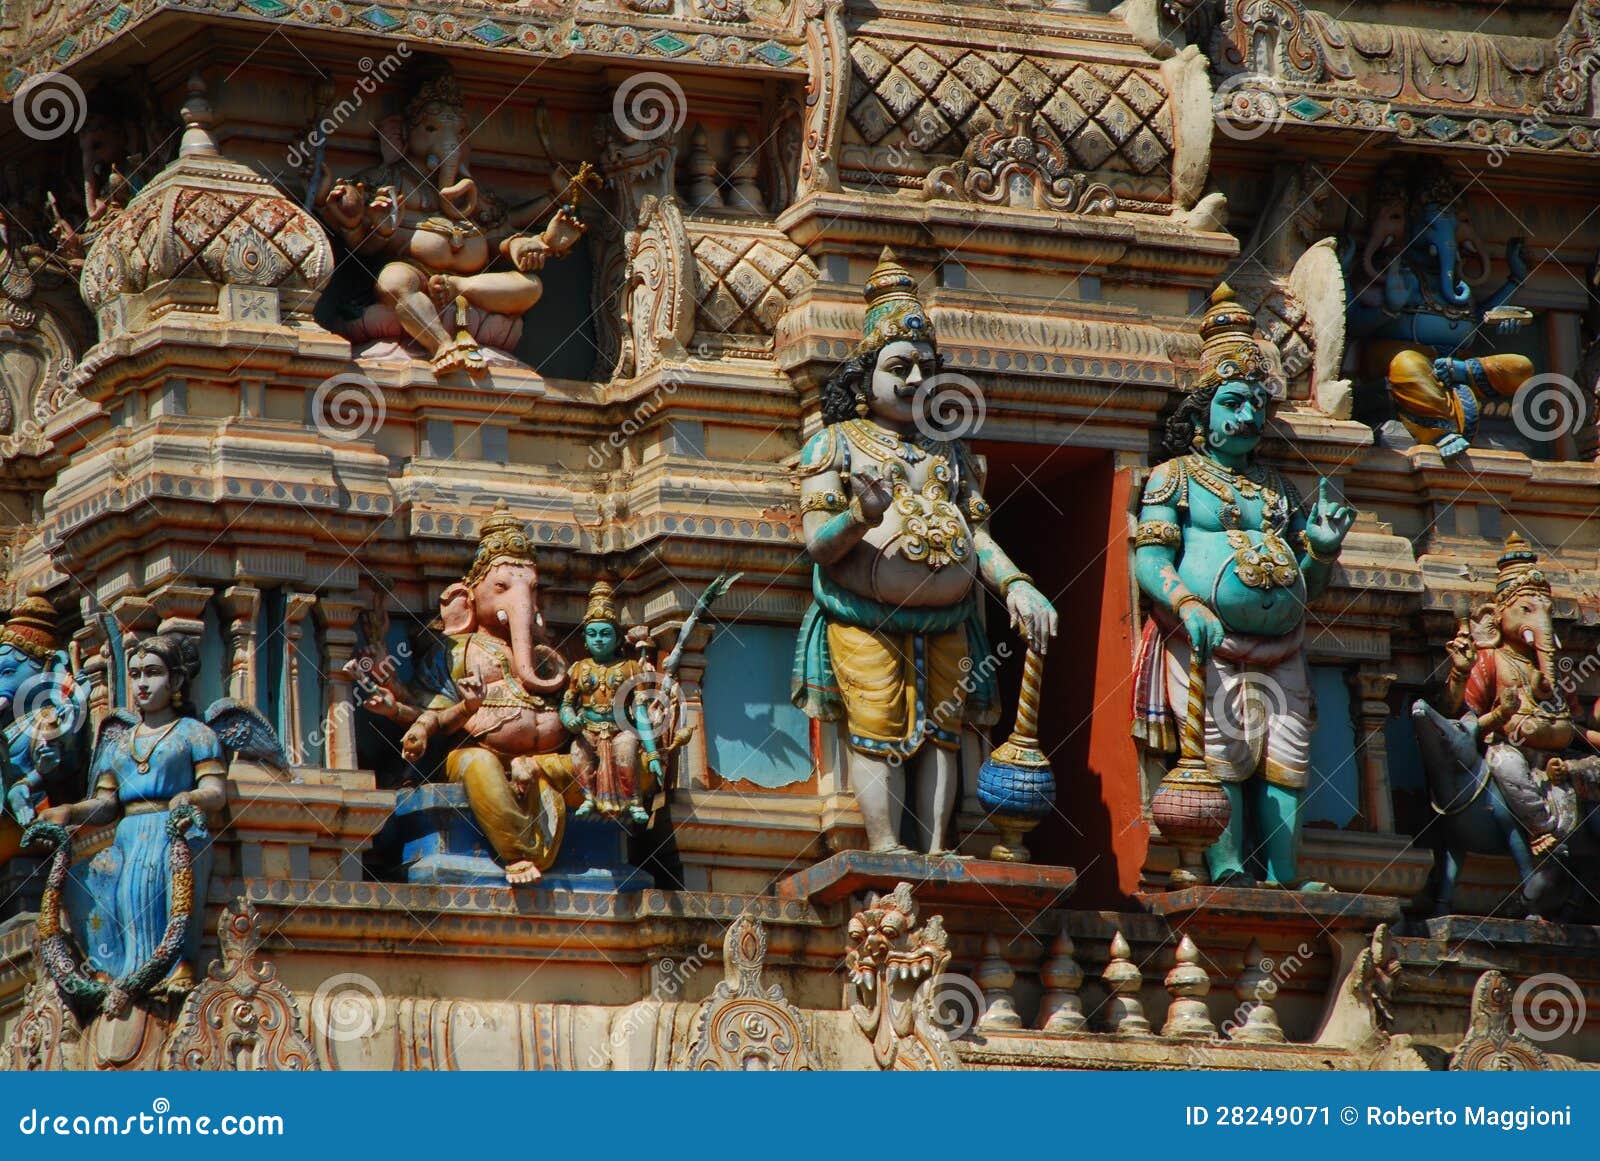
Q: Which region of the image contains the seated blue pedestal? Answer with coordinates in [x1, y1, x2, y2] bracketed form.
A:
[391, 783, 651, 892]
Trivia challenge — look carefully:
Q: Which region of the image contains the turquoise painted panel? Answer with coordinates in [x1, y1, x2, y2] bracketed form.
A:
[703, 625, 812, 788]
[1305, 666, 1359, 827]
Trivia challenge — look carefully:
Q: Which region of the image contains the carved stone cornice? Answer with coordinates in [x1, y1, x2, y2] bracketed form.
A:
[0, 0, 806, 104]
[1210, 0, 1600, 159]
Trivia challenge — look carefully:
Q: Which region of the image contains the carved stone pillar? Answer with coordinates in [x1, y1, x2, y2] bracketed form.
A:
[1346, 667, 1398, 834]
[220, 585, 261, 706]
[150, 583, 212, 639]
[280, 592, 317, 767]
[318, 596, 362, 771]
[71, 614, 110, 732]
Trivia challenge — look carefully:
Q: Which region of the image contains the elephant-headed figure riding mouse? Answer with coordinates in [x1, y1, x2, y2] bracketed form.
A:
[397, 504, 573, 885]
[0, 593, 94, 864]
[1413, 534, 1600, 918]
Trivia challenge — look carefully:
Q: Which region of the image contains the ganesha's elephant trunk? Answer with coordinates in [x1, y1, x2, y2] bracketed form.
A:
[1438, 254, 1472, 307]
[504, 603, 566, 697]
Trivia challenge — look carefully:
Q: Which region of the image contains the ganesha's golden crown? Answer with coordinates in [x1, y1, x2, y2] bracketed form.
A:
[463, 503, 535, 587]
[0, 591, 57, 664]
[406, 68, 465, 125]
[1495, 532, 1552, 606]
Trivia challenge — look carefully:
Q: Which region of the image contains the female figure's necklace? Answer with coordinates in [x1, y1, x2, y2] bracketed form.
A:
[130, 717, 182, 775]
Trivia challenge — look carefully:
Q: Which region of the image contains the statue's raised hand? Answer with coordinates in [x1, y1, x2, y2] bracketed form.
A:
[1445, 618, 1475, 675]
[1305, 477, 1354, 560]
[456, 672, 484, 714]
[848, 469, 893, 526]
[1006, 581, 1058, 656]
[1506, 236, 1528, 283]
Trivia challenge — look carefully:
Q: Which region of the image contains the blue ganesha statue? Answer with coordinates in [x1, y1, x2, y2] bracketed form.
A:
[0, 593, 93, 862]
[1345, 163, 1533, 457]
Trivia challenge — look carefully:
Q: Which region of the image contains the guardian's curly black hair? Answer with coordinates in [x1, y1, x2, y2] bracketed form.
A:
[818, 347, 947, 426]
[1160, 381, 1220, 463]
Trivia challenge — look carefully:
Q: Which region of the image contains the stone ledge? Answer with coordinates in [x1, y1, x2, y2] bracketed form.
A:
[776, 850, 1078, 910]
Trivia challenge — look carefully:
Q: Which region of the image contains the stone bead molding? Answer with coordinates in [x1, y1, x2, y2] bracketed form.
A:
[1210, 0, 1600, 157]
[0, 0, 805, 101]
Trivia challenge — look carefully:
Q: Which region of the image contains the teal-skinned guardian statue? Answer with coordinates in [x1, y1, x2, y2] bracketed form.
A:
[1132, 285, 1355, 890]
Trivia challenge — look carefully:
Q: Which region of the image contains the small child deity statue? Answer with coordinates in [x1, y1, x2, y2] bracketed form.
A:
[561, 581, 653, 824]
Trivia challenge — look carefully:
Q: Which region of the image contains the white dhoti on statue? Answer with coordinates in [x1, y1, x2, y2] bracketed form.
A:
[1138, 618, 1314, 790]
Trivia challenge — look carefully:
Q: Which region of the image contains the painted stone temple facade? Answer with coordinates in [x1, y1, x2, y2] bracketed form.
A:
[1, 0, 1599, 1070]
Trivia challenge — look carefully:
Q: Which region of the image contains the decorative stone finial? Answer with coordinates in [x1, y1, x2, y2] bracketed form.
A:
[1228, 939, 1287, 1044]
[1102, 930, 1152, 1037]
[1037, 921, 1086, 1033]
[974, 934, 1022, 1031]
[178, 74, 219, 159]
[1161, 934, 1216, 1039]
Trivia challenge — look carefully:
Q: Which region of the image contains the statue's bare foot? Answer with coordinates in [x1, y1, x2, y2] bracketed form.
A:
[431, 337, 488, 376]
[505, 860, 543, 885]
[427, 273, 463, 312]
[869, 842, 916, 856]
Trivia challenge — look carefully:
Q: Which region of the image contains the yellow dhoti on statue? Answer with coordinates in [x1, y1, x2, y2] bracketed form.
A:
[1376, 343, 1533, 448]
[825, 622, 969, 758]
[447, 748, 571, 872]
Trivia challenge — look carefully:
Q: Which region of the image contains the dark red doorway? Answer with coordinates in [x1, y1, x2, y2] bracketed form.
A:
[975, 441, 1147, 906]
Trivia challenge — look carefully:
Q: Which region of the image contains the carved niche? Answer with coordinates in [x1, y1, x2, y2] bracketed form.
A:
[680, 915, 819, 1070]
[845, 882, 960, 1071]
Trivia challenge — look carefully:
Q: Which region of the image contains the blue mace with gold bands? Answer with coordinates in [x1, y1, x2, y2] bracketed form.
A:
[976, 648, 1054, 862]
